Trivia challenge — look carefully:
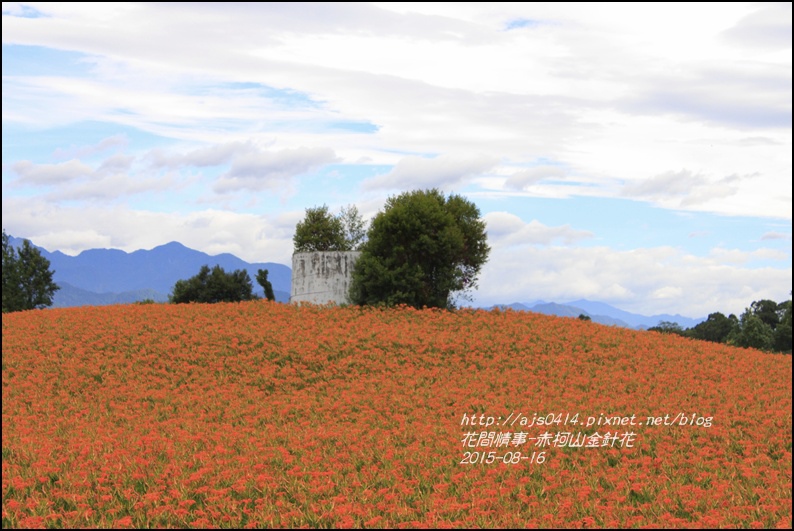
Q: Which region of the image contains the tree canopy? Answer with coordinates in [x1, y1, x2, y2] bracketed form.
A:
[2, 230, 60, 313]
[348, 188, 490, 309]
[293, 204, 367, 253]
[689, 312, 736, 344]
[170, 264, 256, 304]
[649, 295, 792, 354]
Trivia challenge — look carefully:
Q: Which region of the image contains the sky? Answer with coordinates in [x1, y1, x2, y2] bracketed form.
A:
[2, 2, 791, 318]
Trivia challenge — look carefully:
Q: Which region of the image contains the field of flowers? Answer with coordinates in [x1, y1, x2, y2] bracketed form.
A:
[2, 301, 792, 528]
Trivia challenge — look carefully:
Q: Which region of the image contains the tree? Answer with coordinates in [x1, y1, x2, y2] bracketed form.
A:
[774, 298, 792, 353]
[2, 230, 60, 312]
[293, 205, 346, 253]
[728, 308, 774, 351]
[338, 204, 367, 251]
[256, 269, 276, 301]
[689, 312, 737, 343]
[293, 204, 368, 253]
[750, 299, 780, 330]
[348, 188, 490, 309]
[170, 265, 256, 304]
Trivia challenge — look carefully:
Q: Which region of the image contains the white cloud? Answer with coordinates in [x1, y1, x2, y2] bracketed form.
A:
[52, 134, 128, 160]
[720, 3, 792, 51]
[11, 159, 93, 184]
[504, 165, 566, 190]
[760, 231, 791, 241]
[484, 211, 593, 246]
[475, 244, 791, 317]
[214, 146, 338, 193]
[363, 154, 499, 191]
[146, 142, 253, 169]
[621, 169, 749, 208]
[708, 247, 790, 264]
[2, 197, 296, 265]
[7, 153, 185, 202]
[96, 153, 134, 174]
[4, 3, 790, 217]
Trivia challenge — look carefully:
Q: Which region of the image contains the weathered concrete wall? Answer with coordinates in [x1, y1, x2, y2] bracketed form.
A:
[290, 251, 361, 305]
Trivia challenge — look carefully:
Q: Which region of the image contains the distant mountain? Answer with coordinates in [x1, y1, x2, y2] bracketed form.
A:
[53, 282, 170, 307]
[511, 302, 631, 328]
[492, 302, 532, 311]
[564, 299, 704, 329]
[8, 236, 291, 307]
[531, 302, 586, 318]
[489, 300, 702, 330]
[518, 302, 632, 328]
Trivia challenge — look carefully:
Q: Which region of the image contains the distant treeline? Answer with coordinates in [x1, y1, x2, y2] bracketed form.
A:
[648, 297, 792, 354]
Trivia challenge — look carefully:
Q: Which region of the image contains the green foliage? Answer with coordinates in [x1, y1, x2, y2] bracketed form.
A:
[774, 300, 792, 353]
[578, 314, 591, 321]
[338, 204, 367, 251]
[648, 321, 686, 335]
[293, 205, 346, 253]
[349, 188, 490, 310]
[2, 229, 60, 313]
[728, 309, 775, 351]
[750, 299, 780, 329]
[293, 204, 367, 253]
[689, 312, 737, 343]
[256, 269, 276, 301]
[170, 265, 256, 304]
[658, 294, 792, 355]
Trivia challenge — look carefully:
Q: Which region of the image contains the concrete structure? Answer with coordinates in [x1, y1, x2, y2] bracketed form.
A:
[290, 251, 361, 305]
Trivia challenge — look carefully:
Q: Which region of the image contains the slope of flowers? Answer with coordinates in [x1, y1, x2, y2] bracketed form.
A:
[2, 301, 792, 528]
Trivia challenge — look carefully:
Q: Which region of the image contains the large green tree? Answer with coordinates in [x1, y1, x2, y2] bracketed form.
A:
[750, 299, 780, 330]
[2, 230, 60, 312]
[293, 205, 346, 253]
[728, 308, 775, 351]
[170, 264, 256, 304]
[689, 312, 737, 343]
[349, 188, 490, 309]
[293, 204, 367, 253]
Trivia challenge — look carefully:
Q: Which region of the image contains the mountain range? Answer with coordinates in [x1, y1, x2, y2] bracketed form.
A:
[8, 235, 704, 329]
[490, 301, 704, 330]
[8, 236, 291, 305]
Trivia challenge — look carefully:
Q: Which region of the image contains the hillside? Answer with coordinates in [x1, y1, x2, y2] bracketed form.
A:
[2, 302, 790, 528]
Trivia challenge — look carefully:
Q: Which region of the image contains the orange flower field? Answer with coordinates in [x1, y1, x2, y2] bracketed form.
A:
[2, 301, 792, 528]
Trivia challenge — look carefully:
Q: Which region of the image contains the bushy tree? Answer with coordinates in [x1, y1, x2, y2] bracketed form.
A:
[750, 299, 780, 330]
[774, 298, 792, 353]
[170, 265, 256, 304]
[293, 205, 346, 253]
[728, 308, 775, 351]
[256, 268, 276, 301]
[689, 312, 737, 343]
[293, 204, 368, 253]
[2, 230, 60, 312]
[349, 188, 490, 309]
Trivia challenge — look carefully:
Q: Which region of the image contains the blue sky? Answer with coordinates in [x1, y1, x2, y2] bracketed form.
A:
[2, 2, 791, 317]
